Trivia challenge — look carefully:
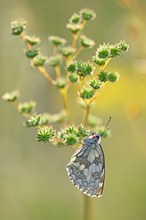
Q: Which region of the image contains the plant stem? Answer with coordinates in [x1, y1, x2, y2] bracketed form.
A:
[38, 66, 55, 84]
[83, 103, 90, 126]
[72, 33, 79, 48]
[71, 20, 87, 49]
[82, 101, 92, 219]
[55, 65, 61, 78]
[20, 32, 55, 85]
[59, 88, 73, 124]
[71, 46, 83, 61]
[83, 195, 92, 220]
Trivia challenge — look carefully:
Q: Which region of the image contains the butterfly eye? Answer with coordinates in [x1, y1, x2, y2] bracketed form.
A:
[95, 134, 100, 139]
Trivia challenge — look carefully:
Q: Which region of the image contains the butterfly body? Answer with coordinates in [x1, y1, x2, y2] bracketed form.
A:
[66, 133, 105, 197]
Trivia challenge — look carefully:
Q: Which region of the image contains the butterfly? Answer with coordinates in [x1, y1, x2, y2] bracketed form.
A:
[66, 118, 111, 197]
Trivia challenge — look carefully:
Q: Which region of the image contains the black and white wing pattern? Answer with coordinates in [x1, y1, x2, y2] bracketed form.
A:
[66, 133, 105, 197]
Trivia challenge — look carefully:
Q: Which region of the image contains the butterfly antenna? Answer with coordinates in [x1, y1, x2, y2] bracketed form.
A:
[101, 116, 111, 137]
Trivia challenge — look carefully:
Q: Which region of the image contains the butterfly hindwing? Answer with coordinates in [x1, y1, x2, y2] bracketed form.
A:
[66, 134, 105, 197]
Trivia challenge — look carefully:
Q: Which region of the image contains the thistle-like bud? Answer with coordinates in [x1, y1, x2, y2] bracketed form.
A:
[67, 60, 94, 77]
[79, 8, 96, 21]
[25, 115, 40, 127]
[55, 78, 67, 89]
[48, 36, 66, 46]
[98, 71, 109, 82]
[69, 13, 82, 24]
[107, 72, 120, 82]
[66, 23, 81, 34]
[18, 101, 36, 114]
[11, 19, 26, 35]
[25, 35, 40, 46]
[33, 55, 47, 67]
[89, 79, 103, 90]
[36, 127, 56, 143]
[80, 35, 95, 48]
[48, 55, 62, 67]
[80, 88, 95, 99]
[2, 90, 19, 102]
[68, 73, 78, 83]
[60, 46, 75, 57]
[25, 49, 39, 58]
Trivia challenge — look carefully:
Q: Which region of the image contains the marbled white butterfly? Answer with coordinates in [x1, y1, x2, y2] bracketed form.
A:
[66, 118, 111, 197]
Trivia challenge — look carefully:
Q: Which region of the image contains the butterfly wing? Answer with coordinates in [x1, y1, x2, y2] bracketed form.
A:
[66, 142, 105, 197]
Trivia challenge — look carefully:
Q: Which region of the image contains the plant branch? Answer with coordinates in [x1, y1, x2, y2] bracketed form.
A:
[83, 195, 92, 220]
[83, 102, 90, 126]
[71, 46, 84, 62]
[38, 66, 55, 84]
[71, 20, 87, 49]
[20, 32, 55, 85]
[59, 88, 73, 124]
[55, 65, 61, 78]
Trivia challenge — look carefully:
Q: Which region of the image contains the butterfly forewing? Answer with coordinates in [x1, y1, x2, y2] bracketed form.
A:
[66, 134, 105, 197]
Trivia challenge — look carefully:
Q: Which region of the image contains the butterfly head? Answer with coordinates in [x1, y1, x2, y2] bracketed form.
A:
[83, 133, 101, 145]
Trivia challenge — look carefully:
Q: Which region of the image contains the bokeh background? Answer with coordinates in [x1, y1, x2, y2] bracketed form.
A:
[1, 0, 146, 220]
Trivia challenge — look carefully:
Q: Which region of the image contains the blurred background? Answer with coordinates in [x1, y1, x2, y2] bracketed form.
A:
[1, 0, 146, 219]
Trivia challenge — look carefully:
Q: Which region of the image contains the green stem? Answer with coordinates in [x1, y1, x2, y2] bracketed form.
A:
[82, 102, 92, 220]
[59, 88, 73, 124]
[71, 20, 87, 49]
[55, 65, 61, 78]
[83, 195, 92, 220]
[71, 46, 83, 61]
[72, 33, 79, 48]
[38, 66, 55, 84]
[83, 103, 90, 126]
[20, 32, 55, 85]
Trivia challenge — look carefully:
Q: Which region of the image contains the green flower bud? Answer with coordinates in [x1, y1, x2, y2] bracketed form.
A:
[33, 55, 47, 66]
[109, 45, 121, 58]
[89, 79, 103, 90]
[92, 56, 105, 66]
[67, 62, 77, 73]
[25, 35, 40, 46]
[80, 88, 95, 99]
[48, 36, 66, 46]
[98, 71, 108, 82]
[59, 125, 79, 145]
[80, 8, 96, 21]
[25, 49, 39, 58]
[60, 46, 75, 57]
[2, 90, 19, 102]
[69, 13, 82, 24]
[76, 61, 95, 77]
[107, 72, 120, 82]
[48, 55, 62, 67]
[66, 23, 81, 33]
[96, 43, 110, 59]
[18, 101, 36, 114]
[55, 78, 66, 89]
[11, 20, 26, 35]
[36, 127, 56, 143]
[69, 73, 78, 83]
[118, 40, 129, 52]
[76, 124, 90, 138]
[80, 35, 95, 48]
[65, 135, 78, 145]
[25, 115, 40, 127]
[98, 126, 111, 138]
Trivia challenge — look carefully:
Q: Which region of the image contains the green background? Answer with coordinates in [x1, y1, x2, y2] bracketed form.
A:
[1, 0, 146, 220]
